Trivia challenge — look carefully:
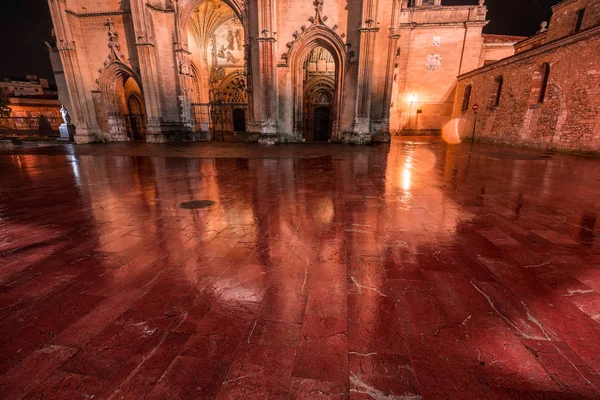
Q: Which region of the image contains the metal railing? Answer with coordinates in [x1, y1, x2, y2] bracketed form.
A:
[0, 116, 62, 135]
[191, 103, 248, 142]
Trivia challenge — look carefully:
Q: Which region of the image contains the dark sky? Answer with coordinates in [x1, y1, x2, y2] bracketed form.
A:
[0, 0, 563, 83]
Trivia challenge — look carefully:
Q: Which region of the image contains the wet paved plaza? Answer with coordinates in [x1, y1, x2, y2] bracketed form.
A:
[1, 138, 600, 399]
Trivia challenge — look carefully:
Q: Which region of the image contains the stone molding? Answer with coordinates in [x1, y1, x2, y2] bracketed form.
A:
[552, 0, 577, 12]
[278, 0, 348, 67]
[146, 4, 175, 13]
[458, 24, 600, 80]
[65, 10, 131, 18]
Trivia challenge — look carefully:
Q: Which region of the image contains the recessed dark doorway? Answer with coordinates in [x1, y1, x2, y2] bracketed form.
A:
[232, 108, 246, 132]
[313, 107, 330, 141]
[127, 95, 146, 140]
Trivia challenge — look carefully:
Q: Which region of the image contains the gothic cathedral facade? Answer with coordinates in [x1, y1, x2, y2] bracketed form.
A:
[47, 0, 512, 144]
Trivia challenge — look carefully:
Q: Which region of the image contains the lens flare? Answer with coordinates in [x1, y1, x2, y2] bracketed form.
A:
[442, 118, 466, 145]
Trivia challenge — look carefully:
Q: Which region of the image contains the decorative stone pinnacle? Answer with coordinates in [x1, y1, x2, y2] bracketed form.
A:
[314, 0, 323, 18]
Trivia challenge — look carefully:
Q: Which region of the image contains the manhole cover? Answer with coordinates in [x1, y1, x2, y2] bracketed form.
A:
[180, 200, 215, 209]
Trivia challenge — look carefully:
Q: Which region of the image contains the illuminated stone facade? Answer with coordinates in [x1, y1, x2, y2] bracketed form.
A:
[453, 0, 600, 152]
[47, 0, 513, 144]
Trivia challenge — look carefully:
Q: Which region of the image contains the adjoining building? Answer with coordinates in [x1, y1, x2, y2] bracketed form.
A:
[0, 75, 58, 98]
[453, 0, 600, 152]
[0, 75, 62, 137]
[46, 0, 522, 144]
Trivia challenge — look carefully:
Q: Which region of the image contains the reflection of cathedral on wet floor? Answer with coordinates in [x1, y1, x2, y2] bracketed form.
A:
[47, 0, 517, 144]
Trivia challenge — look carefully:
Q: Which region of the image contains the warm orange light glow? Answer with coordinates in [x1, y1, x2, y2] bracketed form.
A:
[402, 161, 412, 191]
[442, 118, 465, 145]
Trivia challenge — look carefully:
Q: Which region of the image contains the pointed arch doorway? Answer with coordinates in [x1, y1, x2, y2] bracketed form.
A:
[97, 63, 147, 142]
[184, 0, 250, 141]
[126, 94, 146, 140]
[301, 47, 336, 141]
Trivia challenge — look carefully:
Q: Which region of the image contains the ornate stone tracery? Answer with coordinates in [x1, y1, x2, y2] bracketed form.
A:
[215, 72, 247, 103]
[95, 18, 134, 90]
[278, 0, 348, 67]
[106, 18, 126, 63]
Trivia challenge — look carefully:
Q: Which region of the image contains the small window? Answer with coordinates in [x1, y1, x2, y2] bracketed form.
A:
[538, 63, 550, 104]
[575, 9, 585, 33]
[493, 76, 503, 107]
[462, 85, 472, 111]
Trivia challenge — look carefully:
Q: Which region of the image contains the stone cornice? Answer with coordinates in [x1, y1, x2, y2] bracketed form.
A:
[552, 0, 577, 12]
[458, 24, 600, 80]
[256, 37, 277, 43]
[65, 10, 130, 18]
[146, 4, 174, 13]
[402, 5, 486, 12]
[397, 21, 488, 29]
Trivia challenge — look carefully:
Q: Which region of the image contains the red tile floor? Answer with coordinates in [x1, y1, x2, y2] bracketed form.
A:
[1, 138, 600, 399]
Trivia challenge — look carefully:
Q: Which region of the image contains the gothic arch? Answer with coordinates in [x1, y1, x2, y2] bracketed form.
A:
[178, 0, 246, 53]
[288, 32, 347, 140]
[179, 0, 245, 30]
[179, 0, 253, 133]
[189, 61, 203, 104]
[217, 71, 248, 103]
[98, 62, 144, 99]
[97, 62, 147, 141]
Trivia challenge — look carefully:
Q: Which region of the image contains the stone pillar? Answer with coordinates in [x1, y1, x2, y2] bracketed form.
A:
[130, 0, 164, 142]
[352, 0, 380, 142]
[379, 0, 402, 141]
[172, 0, 195, 140]
[47, 0, 101, 143]
[256, 0, 278, 144]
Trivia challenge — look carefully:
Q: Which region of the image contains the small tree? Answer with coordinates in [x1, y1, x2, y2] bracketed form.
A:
[0, 89, 12, 118]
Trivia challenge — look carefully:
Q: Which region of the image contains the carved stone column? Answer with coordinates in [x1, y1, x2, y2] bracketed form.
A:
[256, 0, 278, 144]
[172, 0, 195, 139]
[380, 0, 402, 140]
[47, 0, 101, 143]
[352, 0, 380, 142]
[130, 0, 163, 141]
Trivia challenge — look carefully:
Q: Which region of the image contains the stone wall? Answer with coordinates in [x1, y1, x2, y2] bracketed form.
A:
[389, 5, 488, 136]
[547, 0, 600, 42]
[452, 27, 600, 153]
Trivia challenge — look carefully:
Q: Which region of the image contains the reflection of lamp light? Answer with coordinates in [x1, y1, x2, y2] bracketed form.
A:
[408, 94, 417, 130]
[402, 157, 412, 191]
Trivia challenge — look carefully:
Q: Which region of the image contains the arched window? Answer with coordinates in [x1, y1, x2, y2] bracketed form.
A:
[462, 85, 472, 111]
[492, 76, 503, 107]
[538, 63, 550, 104]
[232, 108, 246, 132]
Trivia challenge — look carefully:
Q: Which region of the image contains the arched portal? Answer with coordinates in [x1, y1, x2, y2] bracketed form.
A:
[97, 63, 147, 141]
[288, 27, 347, 142]
[302, 47, 335, 141]
[185, 0, 249, 141]
[126, 93, 146, 140]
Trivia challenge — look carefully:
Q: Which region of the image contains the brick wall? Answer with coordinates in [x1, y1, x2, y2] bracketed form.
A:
[547, 0, 600, 42]
[452, 28, 600, 153]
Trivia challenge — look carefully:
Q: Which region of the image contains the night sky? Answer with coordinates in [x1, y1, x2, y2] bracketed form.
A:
[0, 0, 563, 83]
